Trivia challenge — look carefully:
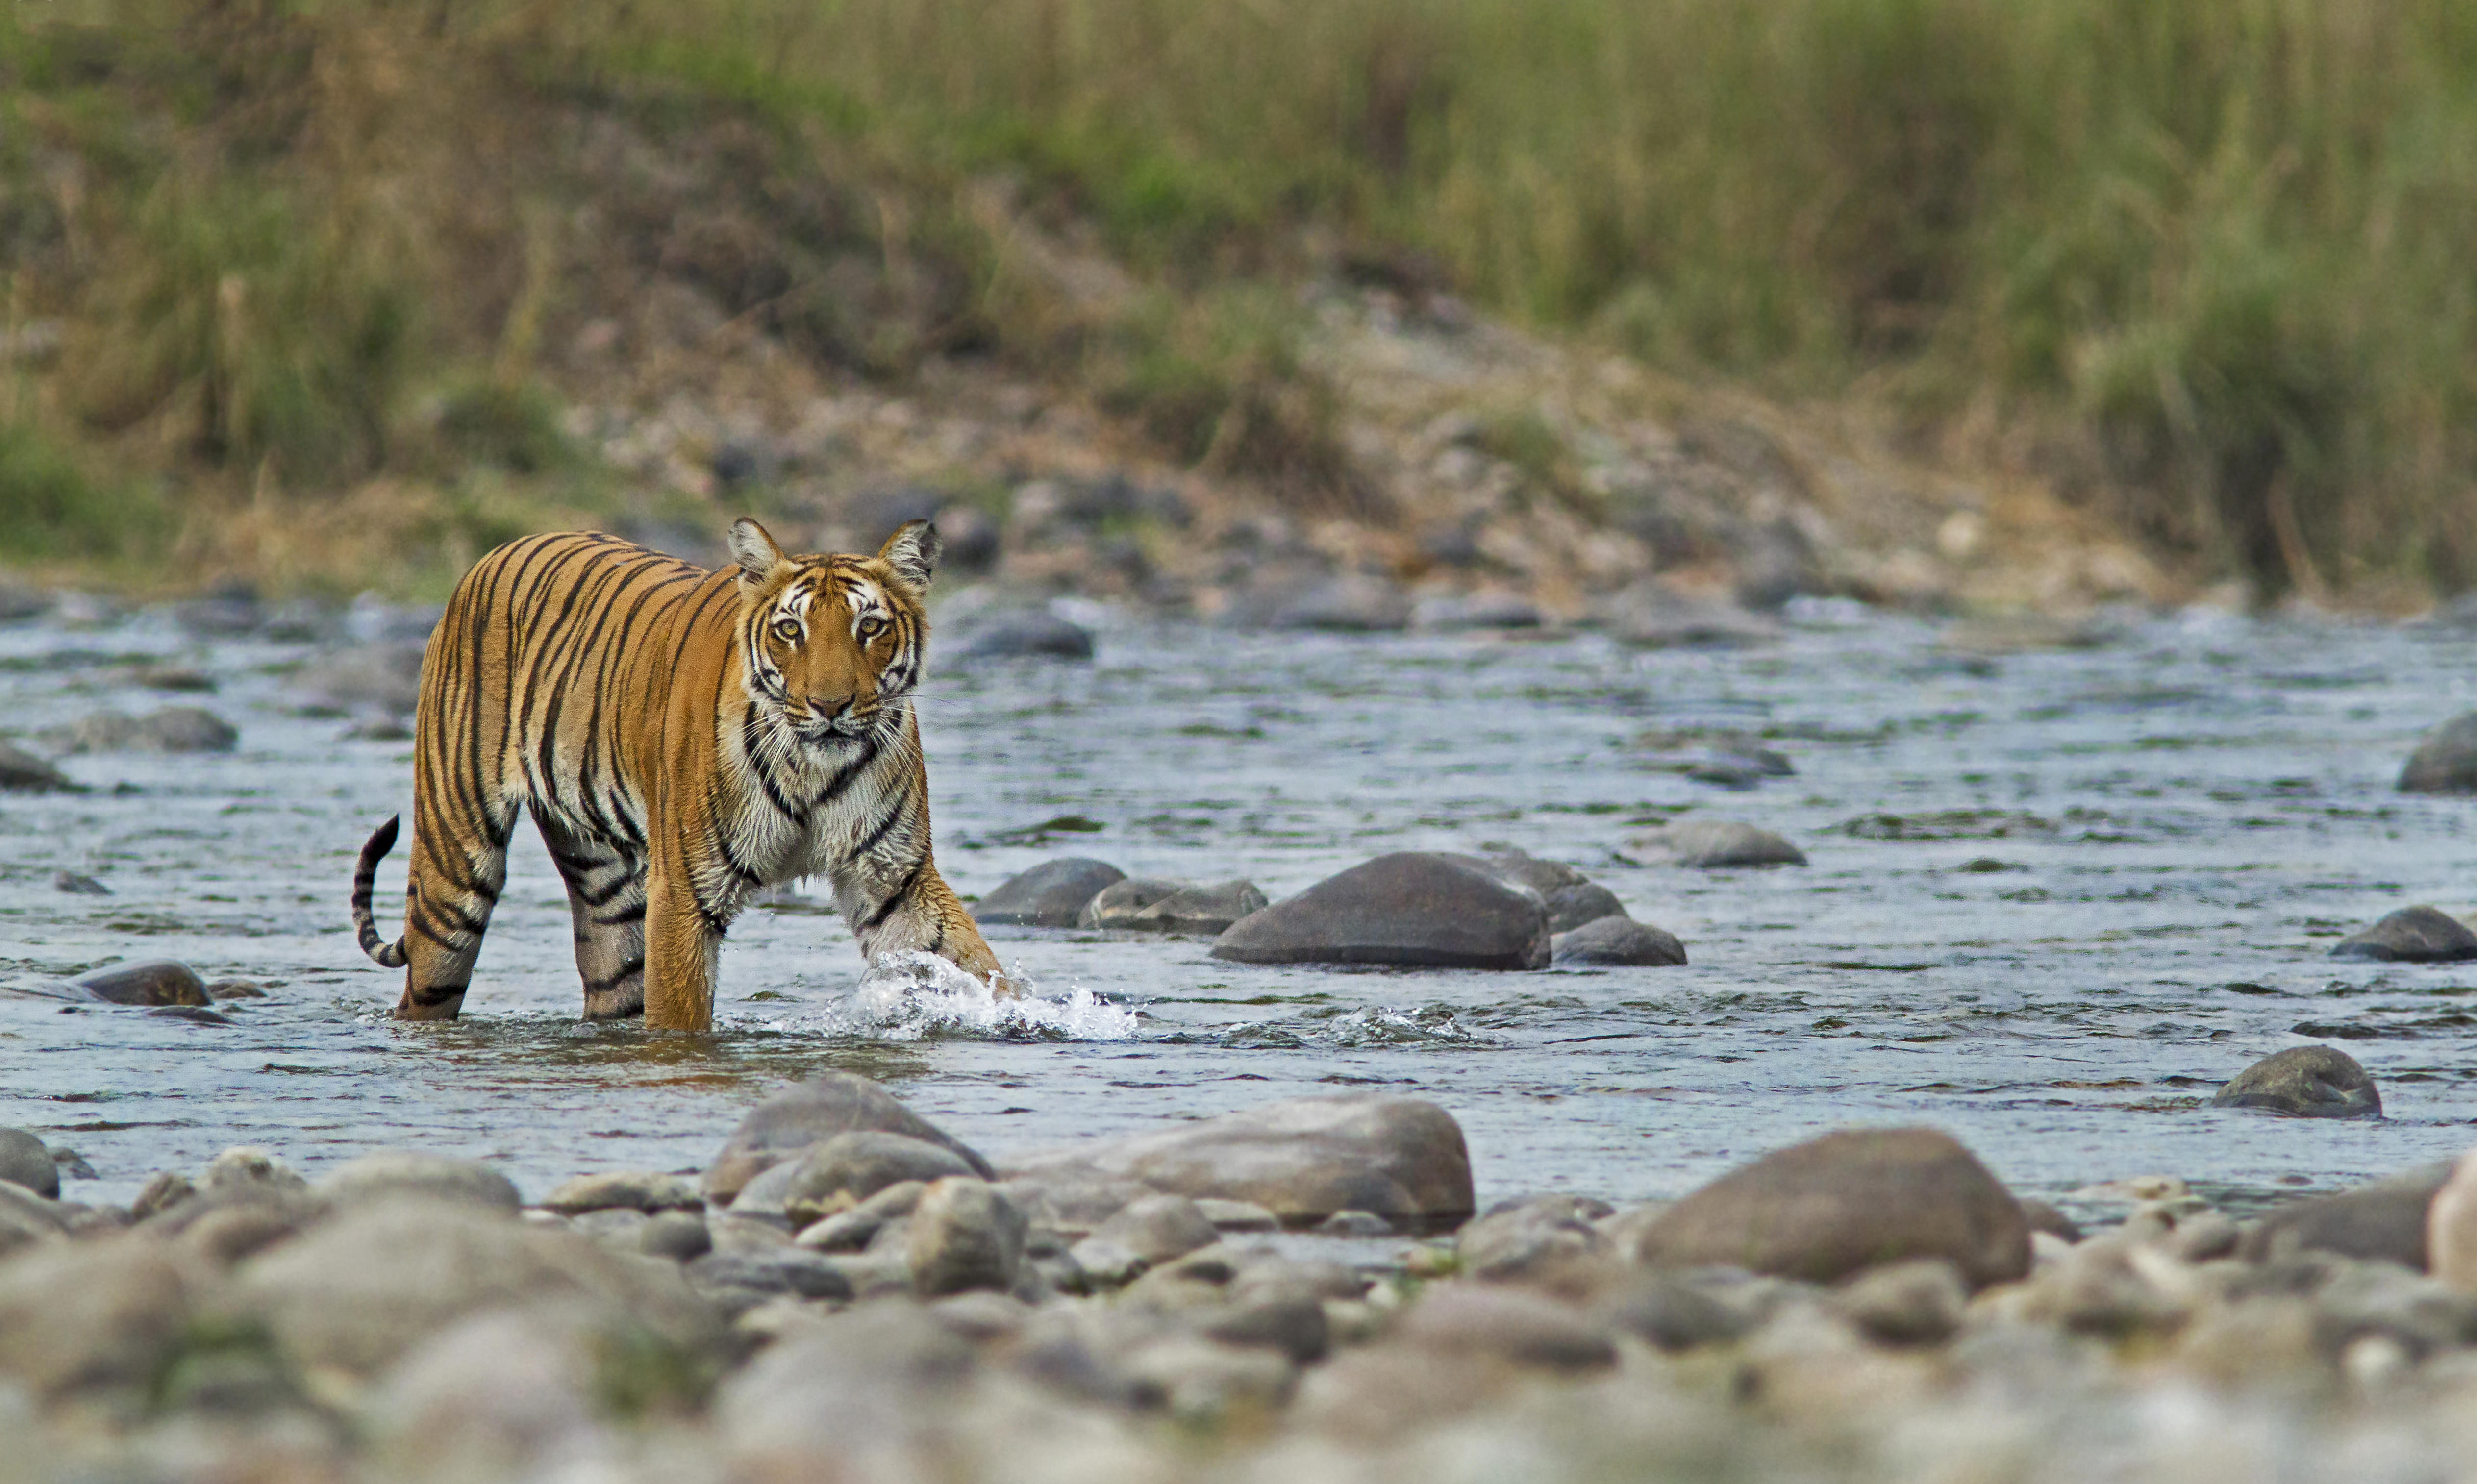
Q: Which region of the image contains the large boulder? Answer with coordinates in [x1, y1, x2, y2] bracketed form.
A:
[1210, 853, 1551, 970]
[1010, 1094, 1474, 1231]
[972, 858, 1125, 928]
[704, 1072, 990, 1204]
[2400, 713, 2477, 794]
[2330, 905, 2477, 962]
[2241, 1162, 2451, 1269]
[0, 1128, 58, 1199]
[291, 643, 428, 718]
[2211, 1046, 2382, 1118]
[1631, 820, 1807, 868]
[954, 611, 1097, 662]
[237, 1198, 721, 1377]
[1629, 1128, 2030, 1289]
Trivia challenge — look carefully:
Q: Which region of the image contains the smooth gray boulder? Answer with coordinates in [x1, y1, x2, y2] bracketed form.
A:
[2400, 713, 2477, 794]
[1632, 819, 1806, 868]
[781, 1133, 978, 1227]
[2242, 1162, 2452, 1269]
[1010, 1093, 1475, 1231]
[0, 1129, 58, 1199]
[1629, 1127, 2030, 1289]
[292, 643, 427, 718]
[1542, 882, 1627, 933]
[1078, 877, 1186, 928]
[74, 960, 211, 1007]
[318, 1151, 522, 1212]
[1118, 880, 1269, 936]
[907, 1178, 1027, 1296]
[1210, 853, 1551, 970]
[542, 1170, 702, 1215]
[1551, 916, 1686, 966]
[1455, 1195, 1613, 1282]
[2212, 1045, 2382, 1118]
[2331, 905, 2477, 962]
[704, 1072, 991, 1204]
[955, 611, 1096, 662]
[973, 858, 1126, 928]
[239, 1199, 722, 1377]
[41, 706, 237, 754]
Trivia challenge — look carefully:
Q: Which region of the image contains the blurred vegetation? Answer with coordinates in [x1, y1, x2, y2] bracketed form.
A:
[3, 0, 2476, 596]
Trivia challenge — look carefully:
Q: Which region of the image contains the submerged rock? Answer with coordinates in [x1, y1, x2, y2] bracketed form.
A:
[2399, 713, 2477, 794]
[955, 611, 1096, 662]
[704, 1072, 992, 1205]
[0, 742, 74, 792]
[1631, 819, 1807, 868]
[42, 706, 237, 754]
[0, 1128, 58, 1199]
[1116, 880, 1268, 935]
[1078, 877, 1185, 928]
[1211, 853, 1551, 970]
[1630, 1127, 2030, 1289]
[2212, 1045, 2383, 1118]
[2330, 905, 2477, 962]
[973, 858, 1126, 928]
[74, 960, 211, 1008]
[1010, 1093, 1474, 1230]
[1551, 916, 1686, 966]
[1541, 882, 1627, 933]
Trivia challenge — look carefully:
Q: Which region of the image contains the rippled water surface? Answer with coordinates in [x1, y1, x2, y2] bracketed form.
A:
[5, 599, 2477, 1222]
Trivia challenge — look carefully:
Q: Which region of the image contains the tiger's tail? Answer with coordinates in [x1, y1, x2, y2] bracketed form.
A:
[351, 815, 410, 968]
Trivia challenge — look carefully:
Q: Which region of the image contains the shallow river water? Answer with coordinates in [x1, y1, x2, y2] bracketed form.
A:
[4, 597, 2477, 1226]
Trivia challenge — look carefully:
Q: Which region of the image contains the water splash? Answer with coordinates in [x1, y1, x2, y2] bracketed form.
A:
[819, 951, 1141, 1041]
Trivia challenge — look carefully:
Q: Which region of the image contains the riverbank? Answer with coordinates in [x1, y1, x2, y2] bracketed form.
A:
[6, 1077, 2477, 1484]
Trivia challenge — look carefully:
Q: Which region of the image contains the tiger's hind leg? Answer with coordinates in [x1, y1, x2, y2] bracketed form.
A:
[537, 814, 648, 1020]
[395, 794, 517, 1021]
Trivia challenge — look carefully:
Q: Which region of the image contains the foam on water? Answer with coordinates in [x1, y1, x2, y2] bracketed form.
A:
[818, 951, 1142, 1041]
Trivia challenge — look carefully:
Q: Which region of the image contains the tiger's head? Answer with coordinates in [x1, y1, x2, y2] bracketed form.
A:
[728, 516, 938, 746]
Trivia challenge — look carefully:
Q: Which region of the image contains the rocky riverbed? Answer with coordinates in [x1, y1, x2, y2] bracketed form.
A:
[12, 1074, 2477, 1484]
[6, 584, 2477, 1476]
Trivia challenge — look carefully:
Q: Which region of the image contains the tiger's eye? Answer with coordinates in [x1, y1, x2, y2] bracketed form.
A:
[772, 618, 801, 644]
[857, 615, 888, 641]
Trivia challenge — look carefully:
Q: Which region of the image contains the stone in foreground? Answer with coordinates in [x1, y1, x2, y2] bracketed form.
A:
[0, 1128, 59, 1199]
[2399, 712, 2477, 794]
[907, 1178, 1027, 1296]
[2241, 1162, 2451, 1269]
[1551, 916, 1686, 966]
[2425, 1147, 2477, 1292]
[317, 1151, 523, 1211]
[704, 1072, 991, 1204]
[783, 1132, 978, 1225]
[972, 858, 1125, 928]
[1010, 1093, 1475, 1231]
[1632, 819, 1807, 868]
[1629, 1127, 2030, 1289]
[2330, 905, 2477, 962]
[1210, 853, 1550, 969]
[2211, 1045, 2382, 1118]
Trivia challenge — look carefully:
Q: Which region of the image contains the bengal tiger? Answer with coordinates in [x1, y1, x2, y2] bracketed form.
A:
[348, 517, 1006, 1031]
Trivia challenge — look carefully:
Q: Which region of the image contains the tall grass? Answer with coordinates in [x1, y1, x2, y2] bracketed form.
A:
[552, 0, 2477, 594]
[8, 0, 2477, 593]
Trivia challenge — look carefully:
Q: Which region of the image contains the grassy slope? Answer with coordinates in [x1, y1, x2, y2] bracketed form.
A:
[4, 0, 2476, 600]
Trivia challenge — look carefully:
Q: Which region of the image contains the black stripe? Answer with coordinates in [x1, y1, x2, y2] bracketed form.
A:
[849, 795, 911, 861]
[585, 958, 645, 994]
[860, 861, 925, 934]
[409, 981, 468, 1008]
[592, 900, 647, 927]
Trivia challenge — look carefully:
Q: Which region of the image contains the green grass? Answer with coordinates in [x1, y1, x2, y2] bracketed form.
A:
[8, 0, 2477, 595]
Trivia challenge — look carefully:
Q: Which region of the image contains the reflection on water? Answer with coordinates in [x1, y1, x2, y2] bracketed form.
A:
[2, 598, 2477, 1225]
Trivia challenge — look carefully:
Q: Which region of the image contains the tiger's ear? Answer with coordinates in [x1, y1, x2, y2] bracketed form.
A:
[876, 519, 941, 594]
[727, 518, 789, 596]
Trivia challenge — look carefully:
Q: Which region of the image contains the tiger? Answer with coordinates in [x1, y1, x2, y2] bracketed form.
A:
[348, 516, 1007, 1031]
